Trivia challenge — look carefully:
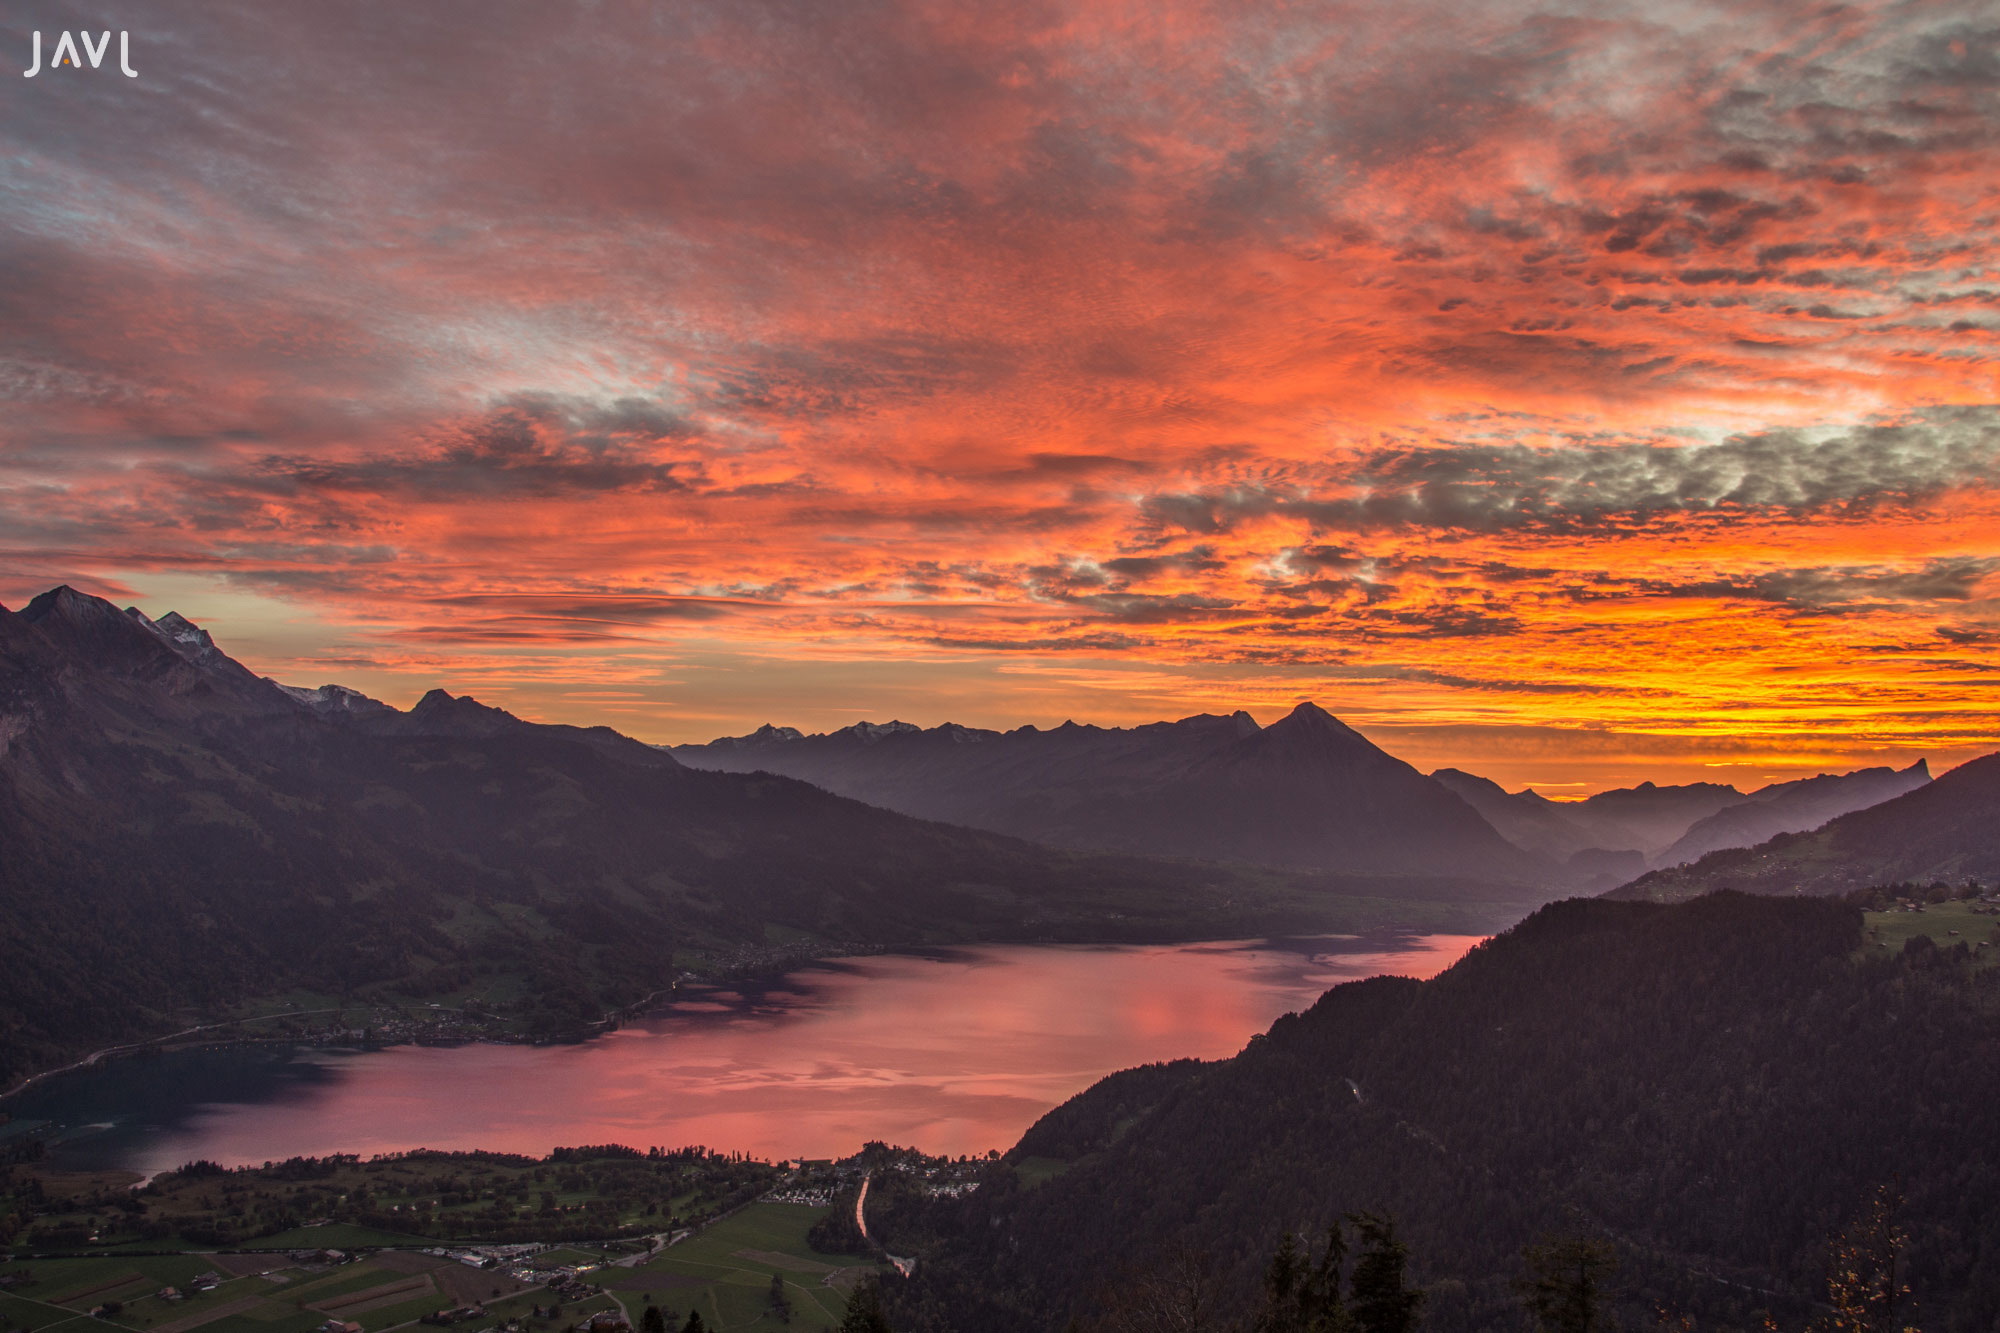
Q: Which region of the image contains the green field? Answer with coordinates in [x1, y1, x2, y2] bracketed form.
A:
[30, 1256, 221, 1303]
[0, 1289, 93, 1332]
[1864, 902, 2000, 965]
[638, 1203, 879, 1331]
[1012, 1156, 1072, 1189]
[0, 1253, 475, 1333]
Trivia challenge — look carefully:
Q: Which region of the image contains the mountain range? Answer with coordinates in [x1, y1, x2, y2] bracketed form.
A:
[0, 586, 1525, 1087]
[2, 581, 1985, 1093]
[1431, 762, 1931, 871]
[678, 706, 1549, 882]
[677, 716, 1933, 888]
[1612, 748, 2000, 901]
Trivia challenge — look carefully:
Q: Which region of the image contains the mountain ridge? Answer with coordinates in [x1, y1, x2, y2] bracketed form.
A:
[676, 702, 1553, 883]
[1611, 750, 2000, 901]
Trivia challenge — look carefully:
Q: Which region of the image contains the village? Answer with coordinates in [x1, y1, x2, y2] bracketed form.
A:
[0, 1143, 997, 1333]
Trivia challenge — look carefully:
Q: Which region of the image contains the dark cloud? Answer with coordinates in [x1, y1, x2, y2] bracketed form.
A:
[228, 403, 697, 502]
[1140, 407, 2000, 536]
[1631, 559, 2000, 613]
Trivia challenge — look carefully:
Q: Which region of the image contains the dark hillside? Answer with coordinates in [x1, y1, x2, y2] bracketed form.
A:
[892, 893, 2000, 1333]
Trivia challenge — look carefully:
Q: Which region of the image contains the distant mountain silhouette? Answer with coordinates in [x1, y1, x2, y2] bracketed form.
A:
[677, 703, 1549, 881]
[1653, 762, 1930, 867]
[3, 587, 1513, 1088]
[1548, 780, 1745, 857]
[1433, 761, 1931, 876]
[1612, 752, 1997, 900]
[1428, 768, 1614, 860]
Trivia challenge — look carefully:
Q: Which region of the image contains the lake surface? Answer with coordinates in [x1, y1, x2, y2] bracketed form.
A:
[7, 934, 1479, 1176]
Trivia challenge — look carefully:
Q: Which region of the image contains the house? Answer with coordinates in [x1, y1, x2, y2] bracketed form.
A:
[576, 1313, 629, 1333]
[320, 1321, 364, 1333]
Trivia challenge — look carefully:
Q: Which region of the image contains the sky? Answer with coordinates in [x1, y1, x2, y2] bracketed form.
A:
[2, 0, 1997, 792]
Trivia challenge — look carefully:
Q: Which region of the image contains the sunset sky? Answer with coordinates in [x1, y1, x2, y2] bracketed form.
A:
[3, 0, 1997, 791]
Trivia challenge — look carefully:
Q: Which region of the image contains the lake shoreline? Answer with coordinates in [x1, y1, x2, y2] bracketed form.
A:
[0, 911, 1510, 1110]
[4, 932, 1491, 1177]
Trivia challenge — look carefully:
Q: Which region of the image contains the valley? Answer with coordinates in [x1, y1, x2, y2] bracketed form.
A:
[6, 586, 2000, 1332]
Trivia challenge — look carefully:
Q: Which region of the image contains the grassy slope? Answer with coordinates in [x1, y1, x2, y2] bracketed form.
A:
[638, 1204, 877, 1330]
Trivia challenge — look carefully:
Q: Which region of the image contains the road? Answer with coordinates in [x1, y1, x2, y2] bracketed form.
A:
[852, 1172, 914, 1278]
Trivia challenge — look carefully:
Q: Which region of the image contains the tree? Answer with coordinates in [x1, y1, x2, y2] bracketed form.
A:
[679, 1311, 706, 1333]
[1812, 1187, 1917, 1333]
[1520, 1237, 1618, 1333]
[1255, 1227, 1350, 1333]
[839, 1277, 892, 1333]
[641, 1306, 667, 1333]
[1096, 1240, 1225, 1333]
[769, 1271, 792, 1324]
[1348, 1214, 1422, 1333]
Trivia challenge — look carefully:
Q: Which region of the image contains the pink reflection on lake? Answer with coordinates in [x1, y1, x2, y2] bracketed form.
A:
[135, 936, 1479, 1173]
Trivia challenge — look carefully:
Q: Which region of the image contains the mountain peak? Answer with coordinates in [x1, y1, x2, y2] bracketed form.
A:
[23, 585, 197, 668]
[841, 720, 920, 741]
[1273, 700, 1357, 736]
[404, 689, 528, 737]
[23, 584, 127, 629]
[151, 610, 215, 651]
[275, 681, 393, 718]
[1432, 766, 1507, 798]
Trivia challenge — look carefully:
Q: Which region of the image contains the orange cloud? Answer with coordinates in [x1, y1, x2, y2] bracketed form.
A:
[3, 0, 1998, 789]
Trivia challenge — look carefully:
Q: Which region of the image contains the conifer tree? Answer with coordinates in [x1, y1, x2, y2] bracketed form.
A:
[1520, 1237, 1618, 1333]
[1349, 1213, 1422, 1333]
[839, 1277, 892, 1333]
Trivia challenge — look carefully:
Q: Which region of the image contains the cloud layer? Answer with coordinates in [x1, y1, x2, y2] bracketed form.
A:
[3, 0, 1998, 785]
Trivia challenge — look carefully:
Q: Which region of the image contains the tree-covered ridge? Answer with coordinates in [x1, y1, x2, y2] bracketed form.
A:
[888, 894, 2000, 1333]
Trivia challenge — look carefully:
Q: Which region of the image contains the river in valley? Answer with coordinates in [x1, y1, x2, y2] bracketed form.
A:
[5, 934, 1481, 1176]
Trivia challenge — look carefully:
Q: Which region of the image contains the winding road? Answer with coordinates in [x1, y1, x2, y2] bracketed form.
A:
[853, 1172, 914, 1277]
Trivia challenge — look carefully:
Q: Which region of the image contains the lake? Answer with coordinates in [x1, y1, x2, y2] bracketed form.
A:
[5, 934, 1480, 1176]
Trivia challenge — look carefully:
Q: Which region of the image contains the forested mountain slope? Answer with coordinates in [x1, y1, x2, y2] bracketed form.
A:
[889, 894, 2000, 1333]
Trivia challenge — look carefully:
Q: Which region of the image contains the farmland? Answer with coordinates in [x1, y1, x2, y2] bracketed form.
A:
[0, 1149, 779, 1254]
[0, 1202, 887, 1333]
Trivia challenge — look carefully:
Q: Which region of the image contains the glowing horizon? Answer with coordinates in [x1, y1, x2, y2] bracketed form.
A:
[4, 1, 1997, 793]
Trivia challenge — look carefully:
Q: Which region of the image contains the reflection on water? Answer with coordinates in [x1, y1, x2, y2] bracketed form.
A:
[6, 934, 1479, 1175]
